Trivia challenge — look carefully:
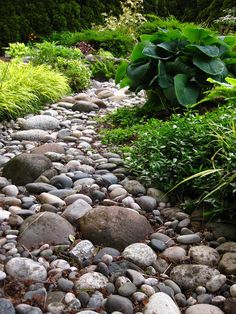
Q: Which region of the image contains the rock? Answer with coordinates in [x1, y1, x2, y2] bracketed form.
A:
[123, 180, 146, 196]
[2, 184, 18, 196]
[207, 222, 236, 241]
[223, 298, 236, 314]
[32, 143, 65, 154]
[144, 292, 181, 314]
[185, 304, 224, 314]
[150, 239, 166, 252]
[72, 101, 99, 112]
[18, 212, 75, 249]
[216, 242, 236, 254]
[219, 252, 236, 275]
[147, 188, 168, 202]
[150, 232, 175, 247]
[136, 196, 157, 212]
[3, 153, 52, 185]
[62, 199, 92, 224]
[126, 269, 145, 286]
[188, 245, 220, 266]
[170, 265, 220, 290]
[230, 284, 236, 297]
[11, 129, 49, 141]
[0, 298, 15, 314]
[20, 115, 59, 130]
[122, 243, 156, 268]
[97, 90, 114, 99]
[79, 206, 153, 250]
[0, 156, 10, 167]
[206, 274, 227, 292]
[118, 282, 137, 296]
[161, 246, 187, 263]
[0, 210, 11, 220]
[37, 192, 65, 207]
[105, 295, 134, 314]
[5, 257, 47, 281]
[50, 175, 73, 189]
[75, 272, 108, 290]
[25, 182, 56, 194]
[176, 234, 201, 244]
[70, 240, 95, 263]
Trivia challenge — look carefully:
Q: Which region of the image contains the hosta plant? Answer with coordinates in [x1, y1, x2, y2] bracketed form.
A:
[116, 24, 236, 113]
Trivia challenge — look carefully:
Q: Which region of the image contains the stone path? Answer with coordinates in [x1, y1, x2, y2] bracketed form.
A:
[0, 80, 235, 314]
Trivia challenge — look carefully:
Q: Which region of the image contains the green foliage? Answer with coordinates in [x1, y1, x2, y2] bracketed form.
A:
[56, 58, 91, 91]
[117, 24, 236, 113]
[46, 29, 135, 57]
[0, 0, 81, 50]
[0, 60, 70, 119]
[5, 42, 31, 58]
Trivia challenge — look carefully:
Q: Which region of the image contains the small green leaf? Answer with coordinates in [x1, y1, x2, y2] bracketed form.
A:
[193, 56, 225, 75]
[127, 60, 150, 82]
[157, 60, 173, 89]
[131, 42, 147, 62]
[174, 73, 200, 106]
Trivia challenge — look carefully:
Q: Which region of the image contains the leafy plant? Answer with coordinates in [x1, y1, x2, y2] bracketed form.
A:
[4, 42, 31, 58]
[0, 60, 70, 119]
[116, 24, 236, 113]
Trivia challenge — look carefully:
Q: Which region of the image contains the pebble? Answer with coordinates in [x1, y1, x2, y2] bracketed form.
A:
[144, 292, 181, 314]
[122, 243, 156, 268]
[176, 234, 201, 244]
[206, 274, 227, 292]
[185, 304, 224, 314]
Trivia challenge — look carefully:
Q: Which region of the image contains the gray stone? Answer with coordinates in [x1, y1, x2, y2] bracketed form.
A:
[170, 265, 220, 290]
[216, 241, 236, 254]
[176, 234, 201, 244]
[25, 183, 56, 194]
[144, 292, 181, 314]
[150, 239, 166, 252]
[15, 304, 43, 314]
[37, 192, 65, 207]
[123, 180, 146, 196]
[79, 206, 153, 250]
[206, 274, 227, 292]
[62, 199, 92, 224]
[147, 188, 168, 202]
[65, 194, 92, 205]
[32, 143, 65, 155]
[185, 304, 224, 314]
[5, 257, 47, 281]
[189, 245, 220, 266]
[70, 240, 95, 263]
[230, 284, 236, 297]
[57, 278, 74, 292]
[11, 129, 49, 141]
[126, 269, 145, 286]
[0, 299, 15, 314]
[150, 232, 175, 247]
[50, 175, 73, 189]
[72, 101, 99, 112]
[75, 272, 108, 290]
[87, 291, 104, 310]
[18, 212, 75, 249]
[105, 295, 133, 314]
[118, 282, 137, 296]
[219, 252, 236, 275]
[122, 243, 156, 268]
[161, 246, 187, 263]
[3, 153, 52, 185]
[136, 196, 157, 212]
[20, 115, 59, 130]
[0, 156, 10, 167]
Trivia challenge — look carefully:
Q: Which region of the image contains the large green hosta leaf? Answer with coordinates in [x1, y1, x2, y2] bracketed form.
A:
[187, 44, 219, 57]
[157, 60, 173, 89]
[127, 60, 151, 82]
[174, 73, 200, 106]
[193, 56, 225, 75]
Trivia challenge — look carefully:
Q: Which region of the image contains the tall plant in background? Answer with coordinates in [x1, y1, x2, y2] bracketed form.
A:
[97, 0, 146, 34]
[213, 8, 236, 34]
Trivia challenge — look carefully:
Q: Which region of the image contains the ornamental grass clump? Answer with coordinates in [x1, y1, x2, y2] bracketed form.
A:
[0, 60, 70, 119]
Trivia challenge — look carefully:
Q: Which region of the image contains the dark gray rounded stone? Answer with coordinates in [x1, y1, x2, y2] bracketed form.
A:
[150, 239, 166, 252]
[18, 212, 75, 249]
[3, 153, 52, 185]
[105, 295, 134, 314]
[50, 175, 73, 189]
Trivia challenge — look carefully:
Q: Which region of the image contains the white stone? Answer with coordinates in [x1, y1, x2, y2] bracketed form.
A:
[144, 292, 181, 314]
[70, 240, 95, 263]
[5, 257, 47, 281]
[76, 272, 108, 290]
[185, 304, 224, 314]
[122, 243, 156, 268]
[230, 284, 236, 297]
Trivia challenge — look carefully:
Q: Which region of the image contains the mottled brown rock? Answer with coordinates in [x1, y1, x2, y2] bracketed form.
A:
[32, 143, 65, 155]
[78, 206, 153, 250]
[18, 212, 75, 249]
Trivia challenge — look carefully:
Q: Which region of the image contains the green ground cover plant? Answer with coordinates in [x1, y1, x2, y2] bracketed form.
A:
[116, 24, 236, 115]
[0, 60, 70, 119]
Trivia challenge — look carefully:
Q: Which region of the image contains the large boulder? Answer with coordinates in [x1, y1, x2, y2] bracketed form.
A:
[78, 206, 153, 250]
[2, 153, 52, 185]
[18, 212, 75, 249]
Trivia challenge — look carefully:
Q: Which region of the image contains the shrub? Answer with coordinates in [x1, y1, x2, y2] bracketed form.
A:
[46, 29, 135, 57]
[0, 60, 70, 119]
[116, 24, 236, 114]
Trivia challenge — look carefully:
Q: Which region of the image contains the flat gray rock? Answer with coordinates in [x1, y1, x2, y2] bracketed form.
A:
[11, 129, 49, 141]
[19, 115, 59, 130]
[170, 264, 220, 290]
[18, 212, 75, 249]
[5, 257, 47, 281]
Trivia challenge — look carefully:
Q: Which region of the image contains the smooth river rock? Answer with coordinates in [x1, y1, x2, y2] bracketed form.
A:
[19, 115, 59, 130]
[122, 243, 156, 268]
[144, 292, 181, 314]
[79, 206, 153, 250]
[185, 304, 224, 314]
[18, 212, 75, 249]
